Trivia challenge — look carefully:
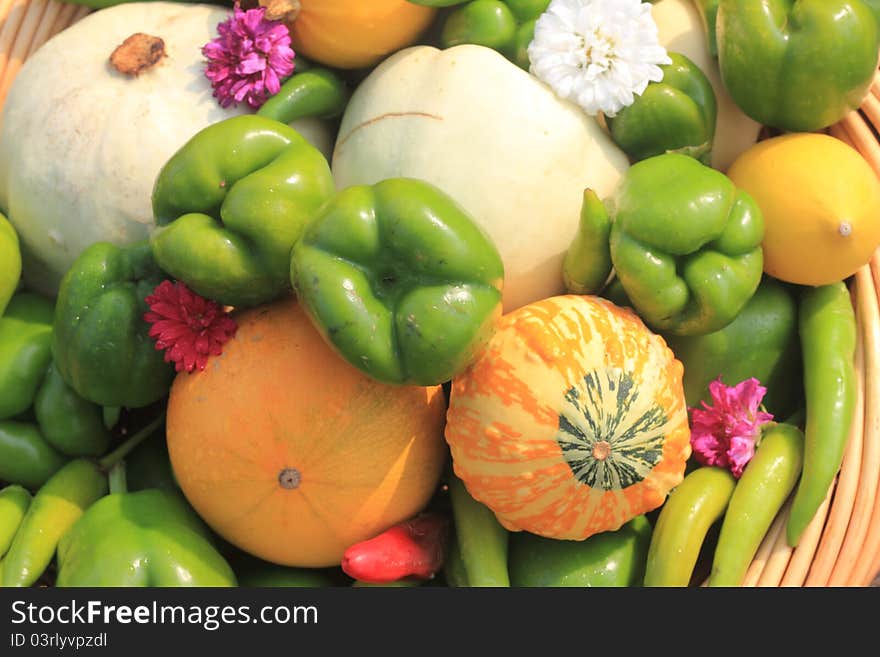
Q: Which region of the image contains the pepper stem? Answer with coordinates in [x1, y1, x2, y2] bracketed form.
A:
[108, 461, 128, 495]
[97, 414, 165, 472]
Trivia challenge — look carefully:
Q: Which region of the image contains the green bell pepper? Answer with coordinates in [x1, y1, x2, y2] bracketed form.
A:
[52, 241, 174, 409]
[509, 515, 652, 587]
[33, 362, 112, 458]
[436, 0, 550, 69]
[717, 0, 880, 132]
[0, 212, 20, 316]
[151, 115, 336, 308]
[291, 178, 504, 386]
[607, 52, 717, 165]
[664, 276, 801, 419]
[0, 292, 54, 419]
[56, 489, 237, 587]
[609, 153, 764, 336]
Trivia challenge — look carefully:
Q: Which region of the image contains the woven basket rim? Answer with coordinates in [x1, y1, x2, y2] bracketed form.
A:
[0, 0, 878, 587]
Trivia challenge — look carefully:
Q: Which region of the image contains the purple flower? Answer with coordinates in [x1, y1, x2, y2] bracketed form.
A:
[203, 3, 295, 109]
[689, 377, 774, 479]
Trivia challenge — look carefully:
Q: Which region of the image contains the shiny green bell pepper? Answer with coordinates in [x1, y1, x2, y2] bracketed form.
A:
[56, 489, 237, 587]
[609, 153, 764, 336]
[607, 52, 717, 165]
[509, 515, 652, 587]
[717, 0, 880, 132]
[438, 0, 550, 69]
[0, 212, 20, 316]
[0, 292, 54, 419]
[291, 178, 504, 386]
[52, 241, 174, 409]
[664, 276, 801, 419]
[151, 115, 336, 308]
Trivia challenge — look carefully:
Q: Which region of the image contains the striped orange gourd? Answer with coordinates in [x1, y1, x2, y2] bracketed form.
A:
[445, 294, 692, 540]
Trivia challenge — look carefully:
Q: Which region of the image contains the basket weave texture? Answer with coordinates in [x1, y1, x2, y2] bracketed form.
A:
[1, 1, 878, 587]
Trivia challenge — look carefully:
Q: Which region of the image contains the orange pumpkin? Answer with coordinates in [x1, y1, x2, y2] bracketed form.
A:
[289, 0, 437, 70]
[166, 297, 448, 567]
[445, 295, 691, 540]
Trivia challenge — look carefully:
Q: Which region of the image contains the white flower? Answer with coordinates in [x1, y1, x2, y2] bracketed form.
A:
[527, 0, 671, 118]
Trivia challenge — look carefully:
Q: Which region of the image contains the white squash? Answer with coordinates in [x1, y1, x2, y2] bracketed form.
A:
[331, 44, 630, 313]
[0, 2, 333, 296]
[651, 0, 761, 172]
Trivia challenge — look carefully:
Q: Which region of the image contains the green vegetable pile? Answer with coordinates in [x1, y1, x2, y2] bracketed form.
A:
[0, 0, 878, 590]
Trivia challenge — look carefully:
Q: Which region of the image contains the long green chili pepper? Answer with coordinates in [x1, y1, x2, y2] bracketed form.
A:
[257, 68, 350, 125]
[1, 459, 108, 587]
[447, 472, 510, 587]
[563, 189, 613, 295]
[0, 485, 31, 559]
[644, 466, 736, 587]
[1, 415, 162, 587]
[709, 422, 804, 586]
[0, 421, 68, 490]
[787, 283, 856, 547]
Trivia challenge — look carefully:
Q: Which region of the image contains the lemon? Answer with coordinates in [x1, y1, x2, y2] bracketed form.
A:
[727, 133, 880, 286]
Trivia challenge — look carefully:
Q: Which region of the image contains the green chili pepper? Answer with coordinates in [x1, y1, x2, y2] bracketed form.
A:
[33, 362, 111, 458]
[787, 283, 857, 547]
[443, 533, 470, 587]
[709, 422, 804, 587]
[0, 292, 54, 419]
[1, 458, 107, 587]
[0, 421, 67, 490]
[448, 472, 510, 587]
[644, 467, 736, 587]
[692, 0, 720, 57]
[0, 485, 31, 558]
[257, 68, 350, 125]
[563, 189, 613, 295]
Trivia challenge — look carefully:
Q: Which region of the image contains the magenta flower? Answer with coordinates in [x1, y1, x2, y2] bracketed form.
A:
[689, 377, 774, 478]
[144, 281, 238, 374]
[203, 3, 295, 109]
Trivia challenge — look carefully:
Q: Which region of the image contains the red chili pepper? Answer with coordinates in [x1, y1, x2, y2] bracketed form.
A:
[341, 513, 450, 584]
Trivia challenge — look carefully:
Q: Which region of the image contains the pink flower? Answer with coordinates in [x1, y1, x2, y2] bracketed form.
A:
[689, 377, 774, 478]
[144, 281, 238, 373]
[202, 2, 295, 109]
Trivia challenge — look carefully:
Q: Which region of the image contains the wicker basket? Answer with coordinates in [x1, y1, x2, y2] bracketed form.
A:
[2, 1, 879, 587]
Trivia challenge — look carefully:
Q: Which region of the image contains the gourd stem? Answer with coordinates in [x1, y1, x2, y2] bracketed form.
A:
[98, 415, 165, 472]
